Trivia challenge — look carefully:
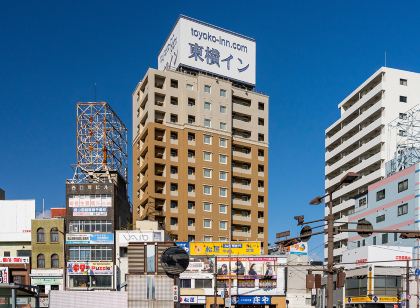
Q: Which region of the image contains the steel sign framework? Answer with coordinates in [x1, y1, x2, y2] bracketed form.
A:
[68, 102, 128, 184]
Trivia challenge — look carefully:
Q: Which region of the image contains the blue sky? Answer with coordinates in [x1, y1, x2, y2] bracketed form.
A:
[1, 1, 420, 259]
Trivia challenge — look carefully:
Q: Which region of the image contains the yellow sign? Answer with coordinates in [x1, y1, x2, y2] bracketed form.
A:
[347, 296, 399, 304]
[378, 297, 398, 303]
[189, 242, 261, 256]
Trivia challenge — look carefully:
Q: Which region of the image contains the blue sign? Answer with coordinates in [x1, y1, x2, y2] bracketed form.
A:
[66, 233, 114, 244]
[415, 268, 420, 277]
[176, 242, 190, 253]
[233, 296, 271, 305]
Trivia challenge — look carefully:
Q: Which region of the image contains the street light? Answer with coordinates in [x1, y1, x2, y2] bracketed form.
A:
[309, 171, 359, 308]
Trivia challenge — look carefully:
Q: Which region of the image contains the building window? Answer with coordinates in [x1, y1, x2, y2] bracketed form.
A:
[398, 179, 408, 193]
[203, 202, 212, 212]
[220, 105, 227, 113]
[376, 215, 385, 223]
[204, 118, 211, 128]
[358, 197, 367, 207]
[37, 254, 45, 268]
[220, 122, 227, 130]
[219, 204, 227, 214]
[219, 154, 227, 164]
[204, 85, 211, 93]
[258, 133, 265, 141]
[181, 279, 191, 288]
[400, 96, 407, 103]
[51, 254, 59, 268]
[188, 235, 195, 242]
[203, 219, 212, 228]
[203, 135, 212, 145]
[170, 183, 178, 192]
[399, 113, 407, 120]
[204, 236, 213, 242]
[219, 237, 227, 241]
[188, 149, 195, 159]
[373, 237, 376, 245]
[170, 114, 178, 123]
[398, 203, 408, 216]
[188, 167, 195, 175]
[219, 138, 227, 148]
[170, 200, 178, 209]
[170, 166, 178, 175]
[4, 251, 10, 257]
[357, 241, 360, 248]
[400, 78, 408, 86]
[186, 84, 193, 90]
[188, 218, 195, 227]
[69, 246, 112, 261]
[188, 201, 195, 210]
[37, 228, 45, 243]
[203, 168, 212, 178]
[188, 98, 196, 106]
[170, 79, 178, 88]
[188, 115, 195, 124]
[203, 151, 212, 162]
[394, 233, 398, 242]
[170, 218, 178, 226]
[203, 185, 212, 195]
[258, 102, 264, 110]
[204, 101, 211, 110]
[188, 184, 195, 193]
[258, 118, 264, 126]
[146, 244, 156, 273]
[219, 187, 227, 197]
[219, 171, 228, 181]
[170, 96, 178, 105]
[376, 189, 385, 201]
[382, 234, 388, 244]
[219, 221, 228, 230]
[188, 132, 195, 141]
[50, 228, 59, 243]
[220, 89, 226, 97]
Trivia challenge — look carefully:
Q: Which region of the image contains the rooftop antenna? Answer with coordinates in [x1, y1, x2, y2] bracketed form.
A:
[94, 82, 97, 101]
[42, 198, 45, 218]
[384, 51, 387, 67]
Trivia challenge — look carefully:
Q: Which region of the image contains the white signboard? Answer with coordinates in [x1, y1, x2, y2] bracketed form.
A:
[0, 267, 8, 283]
[158, 16, 256, 85]
[0, 257, 29, 264]
[117, 231, 163, 246]
[0, 200, 35, 242]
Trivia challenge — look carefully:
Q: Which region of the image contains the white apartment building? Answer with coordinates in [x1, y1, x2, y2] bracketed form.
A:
[324, 67, 420, 262]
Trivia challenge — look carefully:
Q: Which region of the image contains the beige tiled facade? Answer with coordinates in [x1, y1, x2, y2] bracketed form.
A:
[132, 68, 269, 249]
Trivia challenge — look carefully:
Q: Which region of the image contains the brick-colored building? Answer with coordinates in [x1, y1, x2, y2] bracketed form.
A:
[31, 218, 65, 295]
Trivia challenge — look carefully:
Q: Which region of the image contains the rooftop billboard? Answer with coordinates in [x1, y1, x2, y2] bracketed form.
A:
[0, 200, 35, 242]
[158, 16, 256, 85]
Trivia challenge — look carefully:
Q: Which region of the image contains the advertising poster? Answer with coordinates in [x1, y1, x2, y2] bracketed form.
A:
[66, 233, 114, 245]
[189, 242, 261, 256]
[67, 262, 113, 275]
[215, 257, 277, 279]
[0, 267, 8, 283]
[289, 242, 308, 255]
[68, 195, 112, 207]
[72, 207, 107, 216]
[0, 257, 29, 264]
[184, 256, 215, 273]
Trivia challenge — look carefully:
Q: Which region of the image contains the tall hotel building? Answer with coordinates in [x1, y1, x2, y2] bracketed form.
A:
[324, 67, 420, 262]
[132, 16, 269, 248]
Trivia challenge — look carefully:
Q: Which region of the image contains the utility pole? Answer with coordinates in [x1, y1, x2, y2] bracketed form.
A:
[326, 191, 334, 308]
[407, 260, 411, 308]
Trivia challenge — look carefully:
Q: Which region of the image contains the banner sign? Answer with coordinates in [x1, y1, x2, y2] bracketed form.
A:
[176, 242, 190, 253]
[0, 267, 8, 283]
[68, 195, 112, 207]
[158, 16, 256, 85]
[67, 262, 113, 275]
[232, 296, 271, 305]
[189, 242, 261, 256]
[31, 277, 62, 285]
[216, 257, 276, 279]
[118, 231, 163, 245]
[289, 242, 308, 255]
[0, 257, 29, 264]
[66, 233, 114, 244]
[179, 296, 206, 304]
[72, 207, 107, 216]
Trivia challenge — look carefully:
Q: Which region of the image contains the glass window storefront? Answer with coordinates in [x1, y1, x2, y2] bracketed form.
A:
[69, 275, 112, 289]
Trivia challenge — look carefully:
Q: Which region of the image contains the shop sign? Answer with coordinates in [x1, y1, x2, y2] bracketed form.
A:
[186, 261, 204, 271]
[189, 242, 261, 256]
[68, 195, 112, 207]
[179, 296, 205, 304]
[232, 295, 271, 305]
[216, 257, 277, 279]
[289, 242, 308, 255]
[72, 207, 107, 216]
[0, 257, 29, 264]
[67, 262, 113, 275]
[118, 231, 163, 245]
[66, 233, 114, 244]
[176, 242, 190, 253]
[0, 267, 8, 283]
[31, 277, 62, 285]
[259, 279, 277, 289]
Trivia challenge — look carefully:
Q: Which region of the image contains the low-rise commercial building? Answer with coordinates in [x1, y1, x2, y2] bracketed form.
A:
[30, 217, 65, 306]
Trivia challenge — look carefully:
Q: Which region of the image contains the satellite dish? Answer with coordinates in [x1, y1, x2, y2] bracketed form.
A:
[357, 219, 373, 238]
[160, 246, 189, 276]
[300, 225, 312, 242]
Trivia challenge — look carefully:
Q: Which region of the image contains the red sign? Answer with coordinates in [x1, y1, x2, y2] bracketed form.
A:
[0, 257, 29, 264]
[356, 258, 367, 265]
[395, 255, 411, 261]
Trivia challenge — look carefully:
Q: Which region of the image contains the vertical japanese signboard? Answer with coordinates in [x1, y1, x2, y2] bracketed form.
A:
[158, 16, 256, 85]
[0, 267, 8, 283]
